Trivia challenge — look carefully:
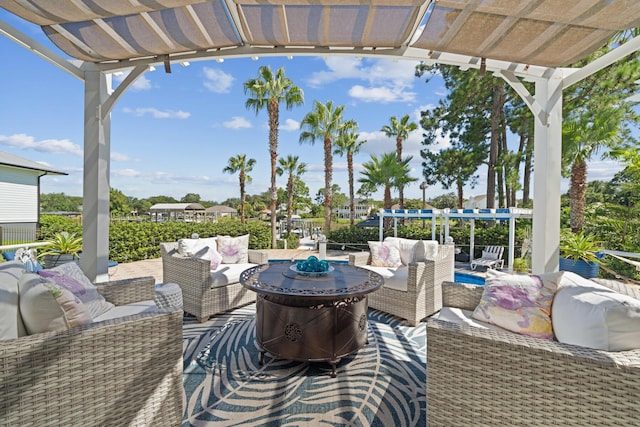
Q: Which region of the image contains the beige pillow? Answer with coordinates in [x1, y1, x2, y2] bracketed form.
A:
[384, 237, 424, 265]
[216, 235, 250, 264]
[19, 273, 92, 334]
[368, 241, 402, 267]
[178, 237, 217, 256]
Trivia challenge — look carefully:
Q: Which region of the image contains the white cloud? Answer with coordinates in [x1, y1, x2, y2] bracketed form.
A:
[122, 107, 190, 119]
[112, 168, 141, 177]
[203, 67, 234, 93]
[0, 133, 83, 156]
[223, 116, 252, 129]
[280, 118, 299, 131]
[111, 152, 131, 162]
[348, 85, 416, 103]
[113, 73, 152, 91]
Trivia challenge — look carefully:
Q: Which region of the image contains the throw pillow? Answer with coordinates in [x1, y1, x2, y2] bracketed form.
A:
[481, 249, 499, 260]
[38, 262, 114, 319]
[216, 235, 249, 264]
[384, 237, 424, 265]
[471, 270, 562, 340]
[192, 246, 224, 270]
[1, 251, 16, 261]
[423, 240, 439, 259]
[14, 248, 43, 272]
[178, 237, 218, 257]
[19, 273, 93, 334]
[552, 272, 640, 351]
[368, 241, 402, 268]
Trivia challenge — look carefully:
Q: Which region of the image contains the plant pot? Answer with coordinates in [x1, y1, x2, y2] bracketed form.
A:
[559, 257, 599, 279]
[43, 254, 80, 269]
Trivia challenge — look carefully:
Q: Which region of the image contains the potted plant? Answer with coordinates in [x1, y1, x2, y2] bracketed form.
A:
[38, 231, 83, 268]
[559, 230, 600, 278]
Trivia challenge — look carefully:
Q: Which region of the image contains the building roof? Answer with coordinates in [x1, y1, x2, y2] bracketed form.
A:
[149, 203, 205, 212]
[0, 150, 67, 176]
[2, 1, 638, 72]
[205, 205, 238, 214]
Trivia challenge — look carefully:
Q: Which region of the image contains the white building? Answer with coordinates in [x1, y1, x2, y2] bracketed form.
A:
[333, 199, 376, 219]
[0, 151, 67, 242]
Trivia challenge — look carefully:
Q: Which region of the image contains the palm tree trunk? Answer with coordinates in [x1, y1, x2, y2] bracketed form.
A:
[268, 99, 279, 248]
[523, 134, 533, 206]
[324, 135, 333, 234]
[287, 175, 294, 233]
[487, 83, 504, 209]
[383, 185, 392, 229]
[348, 152, 355, 227]
[239, 173, 246, 224]
[569, 159, 587, 233]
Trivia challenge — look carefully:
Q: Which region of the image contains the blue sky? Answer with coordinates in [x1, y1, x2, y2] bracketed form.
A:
[0, 10, 623, 205]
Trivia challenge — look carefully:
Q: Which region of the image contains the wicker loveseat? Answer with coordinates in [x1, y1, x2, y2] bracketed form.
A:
[161, 238, 268, 322]
[349, 240, 454, 325]
[427, 277, 640, 426]
[0, 261, 183, 426]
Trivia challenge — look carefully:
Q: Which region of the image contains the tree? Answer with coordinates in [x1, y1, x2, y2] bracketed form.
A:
[244, 66, 304, 247]
[299, 100, 348, 234]
[110, 188, 131, 217]
[358, 152, 416, 218]
[40, 193, 82, 213]
[276, 155, 307, 234]
[222, 154, 256, 223]
[334, 124, 366, 226]
[429, 192, 458, 209]
[180, 193, 201, 203]
[380, 114, 417, 209]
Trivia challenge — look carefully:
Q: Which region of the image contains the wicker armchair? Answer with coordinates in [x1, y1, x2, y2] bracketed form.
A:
[161, 242, 269, 322]
[349, 244, 454, 326]
[427, 280, 640, 426]
[0, 276, 183, 426]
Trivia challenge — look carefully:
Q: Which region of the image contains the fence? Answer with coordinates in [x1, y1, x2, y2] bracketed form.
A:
[0, 225, 42, 246]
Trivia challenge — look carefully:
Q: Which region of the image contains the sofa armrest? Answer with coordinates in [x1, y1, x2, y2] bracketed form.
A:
[442, 281, 484, 311]
[426, 317, 640, 425]
[162, 251, 211, 293]
[248, 249, 269, 264]
[97, 275, 156, 306]
[348, 251, 371, 266]
[0, 310, 183, 425]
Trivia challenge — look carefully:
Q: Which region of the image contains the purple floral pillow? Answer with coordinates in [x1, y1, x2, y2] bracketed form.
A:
[368, 241, 402, 268]
[216, 235, 249, 264]
[471, 271, 561, 340]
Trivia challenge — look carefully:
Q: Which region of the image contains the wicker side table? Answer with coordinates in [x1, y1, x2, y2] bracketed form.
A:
[154, 282, 183, 311]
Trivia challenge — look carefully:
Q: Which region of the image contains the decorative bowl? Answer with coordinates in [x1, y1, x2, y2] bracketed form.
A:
[289, 264, 334, 276]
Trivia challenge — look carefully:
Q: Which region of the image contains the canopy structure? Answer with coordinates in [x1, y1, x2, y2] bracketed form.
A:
[379, 208, 533, 269]
[1, 1, 639, 281]
[149, 203, 206, 222]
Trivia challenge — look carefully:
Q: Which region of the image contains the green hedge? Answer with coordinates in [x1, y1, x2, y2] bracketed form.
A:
[39, 216, 271, 263]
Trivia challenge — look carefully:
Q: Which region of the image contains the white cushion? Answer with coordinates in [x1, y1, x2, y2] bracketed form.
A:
[19, 273, 93, 334]
[383, 237, 425, 265]
[178, 237, 218, 257]
[192, 245, 224, 270]
[368, 241, 402, 267]
[552, 272, 640, 351]
[210, 263, 257, 288]
[433, 307, 507, 331]
[92, 300, 158, 322]
[356, 265, 408, 291]
[481, 250, 499, 260]
[39, 262, 114, 319]
[423, 240, 439, 259]
[0, 261, 28, 339]
[216, 235, 250, 264]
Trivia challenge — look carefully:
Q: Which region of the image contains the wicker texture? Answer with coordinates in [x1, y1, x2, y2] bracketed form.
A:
[0, 276, 183, 426]
[349, 244, 454, 326]
[427, 280, 640, 426]
[161, 242, 268, 322]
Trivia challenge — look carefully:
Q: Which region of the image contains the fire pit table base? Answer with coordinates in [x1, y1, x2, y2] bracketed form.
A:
[256, 295, 369, 377]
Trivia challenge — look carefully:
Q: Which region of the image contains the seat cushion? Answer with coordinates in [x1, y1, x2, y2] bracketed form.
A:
[92, 300, 158, 322]
[210, 263, 257, 288]
[356, 265, 408, 291]
[433, 307, 508, 332]
[0, 261, 27, 339]
[19, 272, 93, 334]
[552, 272, 640, 351]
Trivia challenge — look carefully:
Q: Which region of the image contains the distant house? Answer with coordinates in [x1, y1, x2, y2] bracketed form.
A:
[205, 205, 238, 219]
[333, 199, 375, 219]
[149, 203, 206, 222]
[0, 150, 67, 242]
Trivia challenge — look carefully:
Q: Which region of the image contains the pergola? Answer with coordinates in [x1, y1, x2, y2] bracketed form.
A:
[1, 1, 639, 281]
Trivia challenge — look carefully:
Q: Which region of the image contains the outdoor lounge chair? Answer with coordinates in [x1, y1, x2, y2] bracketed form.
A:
[470, 245, 504, 270]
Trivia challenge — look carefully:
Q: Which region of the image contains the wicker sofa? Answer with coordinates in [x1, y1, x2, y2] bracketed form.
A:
[0, 261, 183, 426]
[349, 241, 454, 325]
[161, 240, 269, 322]
[426, 278, 640, 426]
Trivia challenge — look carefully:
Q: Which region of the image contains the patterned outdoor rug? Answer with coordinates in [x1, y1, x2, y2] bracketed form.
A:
[181, 304, 426, 426]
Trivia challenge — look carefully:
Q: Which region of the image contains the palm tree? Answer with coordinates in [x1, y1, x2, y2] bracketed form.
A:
[299, 100, 347, 234]
[358, 152, 417, 219]
[244, 66, 304, 248]
[223, 154, 256, 224]
[380, 114, 418, 209]
[562, 107, 623, 233]
[334, 123, 366, 226]
[276, 155, 307, 234]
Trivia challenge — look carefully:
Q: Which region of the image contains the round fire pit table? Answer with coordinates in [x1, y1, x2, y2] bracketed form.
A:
[240, 262, 383, 377]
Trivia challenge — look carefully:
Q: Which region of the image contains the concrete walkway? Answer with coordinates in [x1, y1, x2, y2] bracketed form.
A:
[109, 247, 350, 283]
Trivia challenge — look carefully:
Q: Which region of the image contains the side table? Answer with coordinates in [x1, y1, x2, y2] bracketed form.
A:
[154, 282, 183, 311]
